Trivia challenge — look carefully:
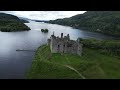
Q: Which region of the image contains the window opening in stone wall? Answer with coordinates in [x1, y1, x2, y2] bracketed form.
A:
[58, 45, 60, 52]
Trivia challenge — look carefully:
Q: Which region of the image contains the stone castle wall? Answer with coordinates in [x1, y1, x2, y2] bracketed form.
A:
[48, 33, 82, 56]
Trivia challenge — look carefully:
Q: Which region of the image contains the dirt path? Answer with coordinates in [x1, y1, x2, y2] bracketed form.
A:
[64, 65, 86, 79]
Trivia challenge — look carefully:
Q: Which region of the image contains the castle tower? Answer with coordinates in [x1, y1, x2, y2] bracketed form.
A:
[77, 42, 83, 56]
[61, 33, 63, 38]
[67, 34, 70, 40]
[50, 31, 57, 53]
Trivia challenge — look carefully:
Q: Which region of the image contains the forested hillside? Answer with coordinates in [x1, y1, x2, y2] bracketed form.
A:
[48, 11, 120, 36]
[0, 13, 30, 32]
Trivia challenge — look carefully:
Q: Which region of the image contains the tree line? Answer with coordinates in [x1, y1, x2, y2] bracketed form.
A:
[78, 38, 120, 56]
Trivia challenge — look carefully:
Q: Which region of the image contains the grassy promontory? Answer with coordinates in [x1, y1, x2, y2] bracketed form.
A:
[27, 40, 120, 79]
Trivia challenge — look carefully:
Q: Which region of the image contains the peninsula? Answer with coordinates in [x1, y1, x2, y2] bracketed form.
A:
[0, 13, 30, 32]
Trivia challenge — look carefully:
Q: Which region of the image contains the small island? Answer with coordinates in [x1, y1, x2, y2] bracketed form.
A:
[41, 29, 48, 33]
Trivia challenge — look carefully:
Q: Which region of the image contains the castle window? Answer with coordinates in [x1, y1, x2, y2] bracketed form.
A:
[64, 45, 65, 47]
[58, 45, 60, 52]
[58, 45, 60, 48]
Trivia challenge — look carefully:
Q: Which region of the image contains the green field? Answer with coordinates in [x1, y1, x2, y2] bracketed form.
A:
[26, 44, 120, 79]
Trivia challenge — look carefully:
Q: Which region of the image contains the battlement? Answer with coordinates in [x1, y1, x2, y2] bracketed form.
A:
[51, 33, 70, 40]
[48, 33, 82, 56]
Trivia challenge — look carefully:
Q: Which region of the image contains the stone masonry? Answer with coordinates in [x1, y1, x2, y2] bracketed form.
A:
[48, 32, 82, 56]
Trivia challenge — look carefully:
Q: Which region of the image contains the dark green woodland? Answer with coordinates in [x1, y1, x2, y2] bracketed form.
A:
[49, 11, 120, 36]
[0, 13, 30, 32]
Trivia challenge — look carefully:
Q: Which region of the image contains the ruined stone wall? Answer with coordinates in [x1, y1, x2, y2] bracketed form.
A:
[48, 33, 82, 56]
[50, 36, 58, 53]
[65, 43, 78, 54]
[47, 39, 51, 46]
[77, 43, 83, 56]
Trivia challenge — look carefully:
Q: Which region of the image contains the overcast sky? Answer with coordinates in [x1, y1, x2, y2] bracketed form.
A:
[0, 11, 86, 20]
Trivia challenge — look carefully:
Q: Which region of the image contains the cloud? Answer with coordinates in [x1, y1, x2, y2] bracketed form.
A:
[0, 11, 86, 20]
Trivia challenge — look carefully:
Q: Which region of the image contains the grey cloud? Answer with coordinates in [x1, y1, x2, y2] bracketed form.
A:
[0, 11, 86, 20]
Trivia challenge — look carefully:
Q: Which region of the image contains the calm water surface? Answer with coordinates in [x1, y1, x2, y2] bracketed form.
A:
[0, 21, 119, 79]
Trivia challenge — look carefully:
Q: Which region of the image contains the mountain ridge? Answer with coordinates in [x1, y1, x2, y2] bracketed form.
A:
[48, 11, 120, 36]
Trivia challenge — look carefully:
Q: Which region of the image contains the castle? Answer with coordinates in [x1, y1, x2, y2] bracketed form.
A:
[48, 33, 83, 56]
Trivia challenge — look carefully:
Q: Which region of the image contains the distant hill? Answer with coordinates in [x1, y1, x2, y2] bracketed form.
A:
[19, 17, 29, 23]
[19, 17, 31, 23]
[48, 11, 120, 36]
[32, 20, 49, 23]
[20, 19, 29, 23]
[0, 13, 30, 32]
[19, 17, 49, 23]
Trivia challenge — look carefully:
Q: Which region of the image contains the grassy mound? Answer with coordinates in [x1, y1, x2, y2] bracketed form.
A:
[26, 44, 120, 79]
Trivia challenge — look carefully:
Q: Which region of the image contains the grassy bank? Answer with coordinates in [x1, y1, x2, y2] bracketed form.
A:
[26, 43, 120, 79]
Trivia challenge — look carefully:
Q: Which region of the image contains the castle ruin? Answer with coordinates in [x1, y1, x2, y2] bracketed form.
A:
[48, 33, 83, 56]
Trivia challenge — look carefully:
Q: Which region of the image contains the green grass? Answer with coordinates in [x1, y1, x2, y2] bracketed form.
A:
[26, 44, 120, 79]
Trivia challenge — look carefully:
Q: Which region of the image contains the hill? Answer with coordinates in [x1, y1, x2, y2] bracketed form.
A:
[26, 39, 120, 79]
[48, 11, 120, 36]
[31, 20, 49, 23]
[20, 19, 29, 23]
[0, 13, 30, 32]
[19, 17, 30, 23]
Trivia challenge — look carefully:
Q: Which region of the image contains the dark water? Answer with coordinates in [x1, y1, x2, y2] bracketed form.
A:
[0, 21, 119, 79]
